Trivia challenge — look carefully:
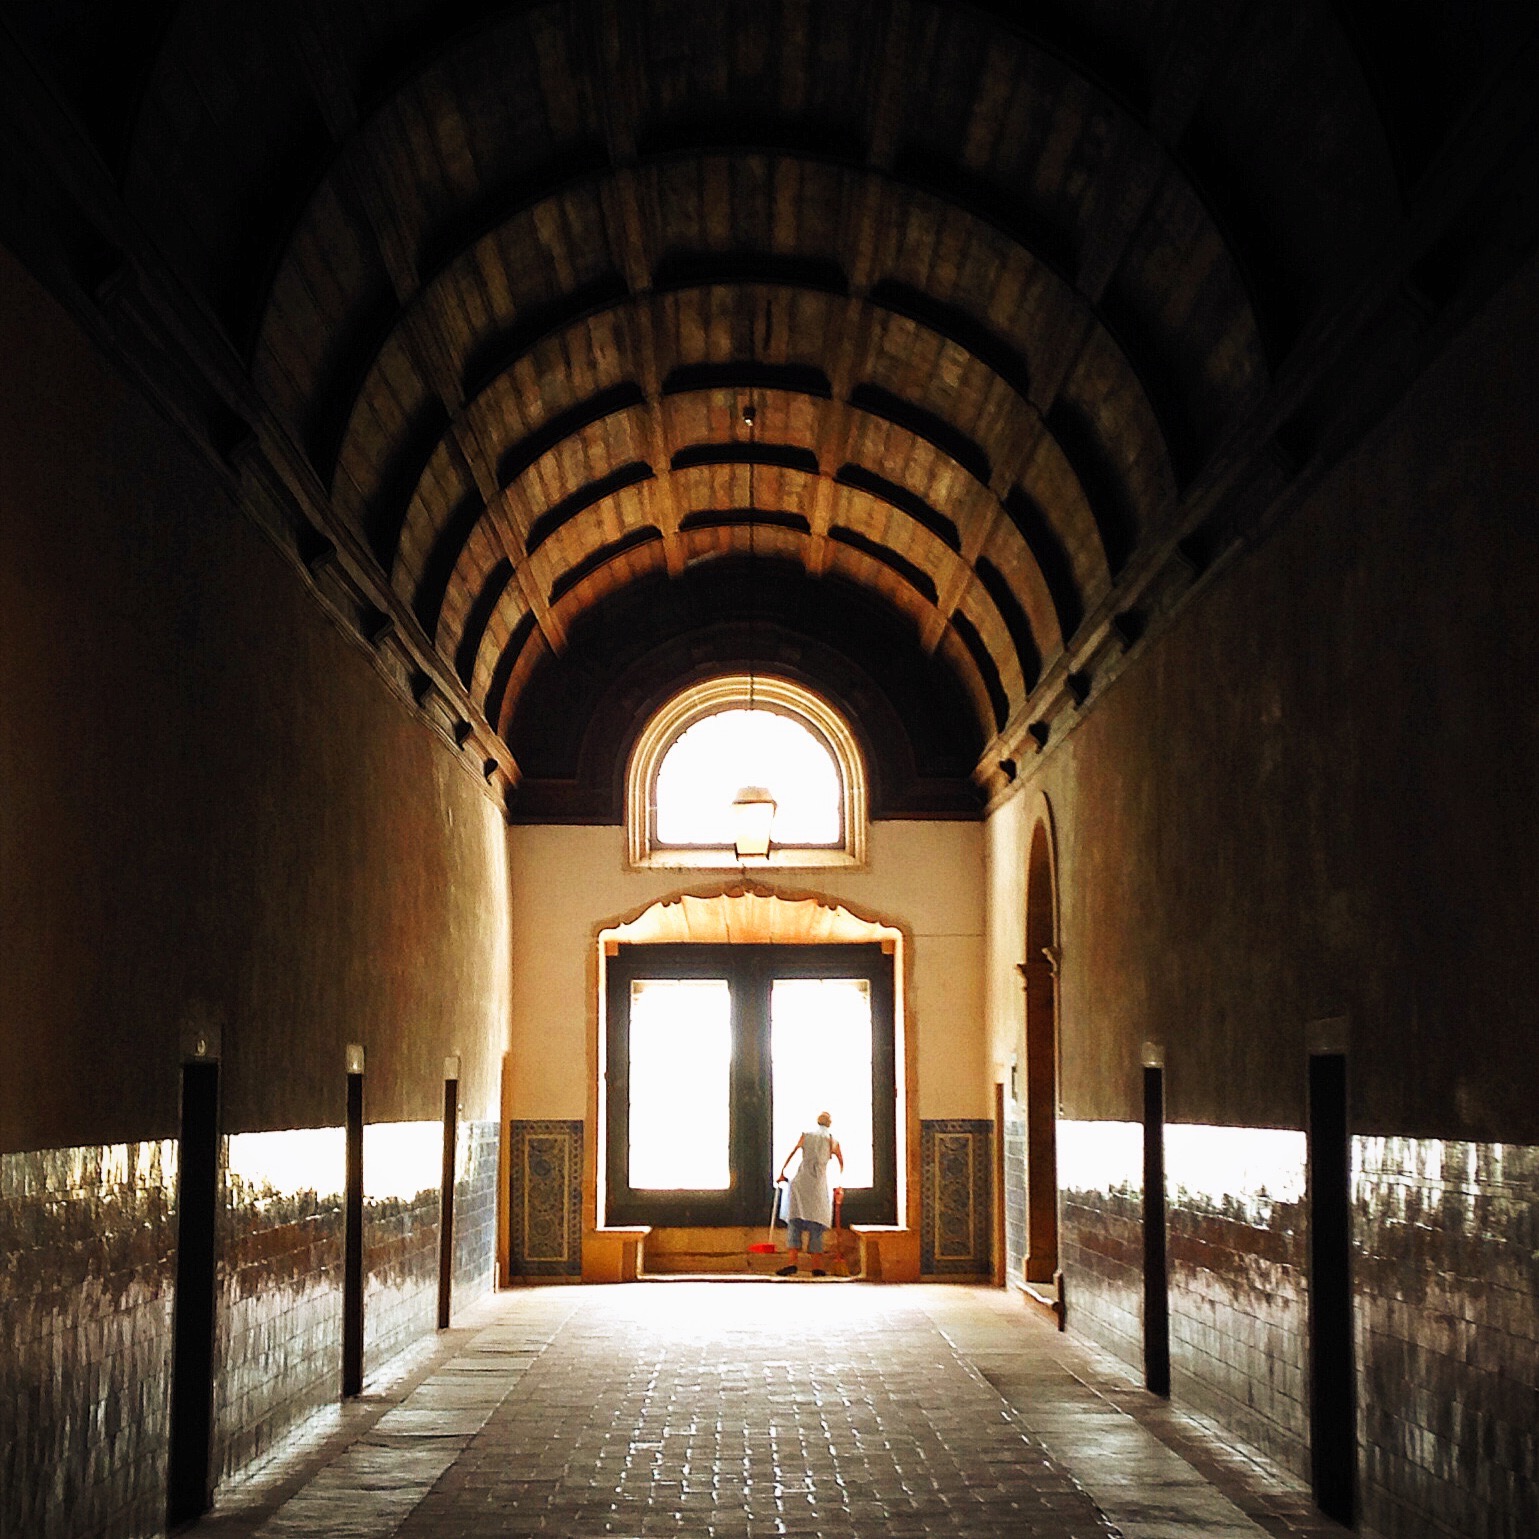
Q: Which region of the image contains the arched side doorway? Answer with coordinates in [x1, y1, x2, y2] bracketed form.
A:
[1021, 805, 1060, 1285]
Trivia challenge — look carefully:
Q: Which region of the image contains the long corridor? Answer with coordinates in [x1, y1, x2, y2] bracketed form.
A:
[185, 1286, 1349, 1539]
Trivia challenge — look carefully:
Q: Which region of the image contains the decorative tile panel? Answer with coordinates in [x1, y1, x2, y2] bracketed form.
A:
[920, 1120, 993, 1276]
[509, 1120, 583, 1278]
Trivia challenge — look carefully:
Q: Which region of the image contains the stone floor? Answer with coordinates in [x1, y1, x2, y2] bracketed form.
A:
[185, 1283, 1352, 1539]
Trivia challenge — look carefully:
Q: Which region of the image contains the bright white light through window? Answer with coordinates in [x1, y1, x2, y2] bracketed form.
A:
[227, 1127, 345, 1202]
[363, 1121, 445, 1202]
[771, 978, 874, 1189]
[628, 979, 732, 1189]
[654, 709, 841, 846]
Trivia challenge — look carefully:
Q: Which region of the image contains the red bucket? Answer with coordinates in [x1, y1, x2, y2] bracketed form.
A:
[749, 1183, 786, 1255]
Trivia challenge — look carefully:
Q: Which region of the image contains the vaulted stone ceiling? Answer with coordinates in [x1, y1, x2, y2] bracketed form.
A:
[2, 0, 1533, 817]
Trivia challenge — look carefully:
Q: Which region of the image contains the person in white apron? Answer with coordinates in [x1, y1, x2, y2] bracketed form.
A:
[775, 1111, 844, 1276]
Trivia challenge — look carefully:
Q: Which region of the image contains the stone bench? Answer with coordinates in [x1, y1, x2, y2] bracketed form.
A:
[585, 1226, 650, 1282]
[849, 1225, 919, 1282]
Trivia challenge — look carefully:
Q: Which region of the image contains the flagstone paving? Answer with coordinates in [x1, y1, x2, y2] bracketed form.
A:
[187, 1284, 1351, 1539]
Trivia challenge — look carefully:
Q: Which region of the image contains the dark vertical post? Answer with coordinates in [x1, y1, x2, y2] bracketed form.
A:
[1023, 823, 1060, 1284]
[1021, 954, 1059, 1281]
[733, 949, 773, 1221]
[342, 1056, 365, 1397]
[438, 1068, 460, 1329]
[1141, 1064, 1170, 1397]
[168, 1059, 219, 1528]
[1308, 1052, 1355, 1524]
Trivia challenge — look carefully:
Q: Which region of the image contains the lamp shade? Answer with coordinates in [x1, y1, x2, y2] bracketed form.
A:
[730, 784, 777, 859]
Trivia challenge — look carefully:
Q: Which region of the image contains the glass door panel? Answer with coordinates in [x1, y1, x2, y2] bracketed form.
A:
[627, 978, 732, 1189]
[770, 978, 874, 1189]
[605, 942, 894, 1227]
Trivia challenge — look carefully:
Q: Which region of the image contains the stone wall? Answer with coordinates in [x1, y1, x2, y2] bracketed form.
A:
[361, 1122, 445, 1372]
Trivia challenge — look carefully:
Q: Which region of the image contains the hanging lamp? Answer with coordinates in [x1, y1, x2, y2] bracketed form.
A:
[731, 400, 777, 861]
[730, 783, 777, 859]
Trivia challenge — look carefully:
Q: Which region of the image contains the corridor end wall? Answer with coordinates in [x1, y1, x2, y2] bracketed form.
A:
[505, 821, 987, 1277]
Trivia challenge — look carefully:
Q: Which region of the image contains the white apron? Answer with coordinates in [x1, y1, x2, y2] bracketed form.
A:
[785, 1129, 834, 1227]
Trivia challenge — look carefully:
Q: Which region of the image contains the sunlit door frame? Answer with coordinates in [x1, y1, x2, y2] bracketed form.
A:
[604, 942, 897, 1227]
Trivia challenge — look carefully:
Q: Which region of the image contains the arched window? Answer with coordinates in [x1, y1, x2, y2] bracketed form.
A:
[626, 675, 868, 868]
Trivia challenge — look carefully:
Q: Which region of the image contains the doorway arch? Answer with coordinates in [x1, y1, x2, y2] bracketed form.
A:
[590, 883, 915, 1251]
[1022, 801, 1060, 1283]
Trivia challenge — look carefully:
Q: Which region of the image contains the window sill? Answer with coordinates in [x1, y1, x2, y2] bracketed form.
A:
[631, 847, 864, 872]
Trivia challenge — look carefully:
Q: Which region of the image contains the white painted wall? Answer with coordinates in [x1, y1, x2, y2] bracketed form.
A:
[507, 821, 987, 1121]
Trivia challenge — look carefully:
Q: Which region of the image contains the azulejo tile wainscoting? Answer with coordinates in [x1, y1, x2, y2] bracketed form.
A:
[919, 1119, 993, 1277]
[1057, 1119, 1144, 1367]
[508, 1119, 584, 1278]
[0, 1141, 179, 1539]
[1, 1120, 500, 1539]
[217, 1126, 347, 1483]
[1354, 1138, 1538, 1539]
[361, 1121, 452, 1373]
[453, 1119, 500, 1299]
[1058, 1121, 1539, 1539]
[1164, 1125, 1309, 1479]
[1002, 1100, 1027, 1286]
[218, 1119, 500, 1478]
